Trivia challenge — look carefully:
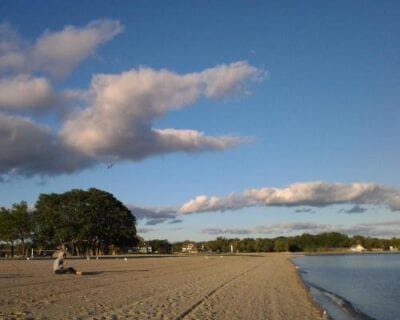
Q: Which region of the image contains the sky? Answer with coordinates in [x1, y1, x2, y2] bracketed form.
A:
[0, 0, 399, 241]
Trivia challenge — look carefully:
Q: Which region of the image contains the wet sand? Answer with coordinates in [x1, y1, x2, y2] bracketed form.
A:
[0, 254, 323, 319]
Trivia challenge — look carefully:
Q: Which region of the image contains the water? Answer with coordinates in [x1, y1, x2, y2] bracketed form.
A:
[293, 254, 400, 320]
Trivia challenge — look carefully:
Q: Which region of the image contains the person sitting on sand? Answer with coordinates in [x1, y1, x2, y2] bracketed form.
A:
[53, 251, 82, 275]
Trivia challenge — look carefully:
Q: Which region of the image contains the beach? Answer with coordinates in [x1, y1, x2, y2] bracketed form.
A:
[0, 254, 323, 320]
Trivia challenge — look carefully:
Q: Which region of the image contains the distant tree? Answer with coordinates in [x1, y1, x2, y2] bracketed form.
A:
[273, 237, 289, 252]
[206, 237, 230, 253]
[257, 238, 274, 252]
[240, 238, 256, 252]
[147, 239, 172, 254]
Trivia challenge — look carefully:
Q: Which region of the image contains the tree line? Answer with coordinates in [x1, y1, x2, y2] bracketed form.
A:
[0, 188, 138, 257]
[173, 233, 400, 253]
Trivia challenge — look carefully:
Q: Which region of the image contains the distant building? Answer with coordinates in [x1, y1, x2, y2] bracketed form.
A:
[182, 243, 197, 254]
[138, 246, 152, 254]
[389, 246, 398, 252]
[349, 244, 366, 252]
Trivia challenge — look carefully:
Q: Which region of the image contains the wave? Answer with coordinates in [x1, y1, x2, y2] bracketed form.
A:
[305, 281, 377, 320]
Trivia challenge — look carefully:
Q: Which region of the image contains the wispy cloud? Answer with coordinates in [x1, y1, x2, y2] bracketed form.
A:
[202, 228, 253, 235]
[201, 221, 400, 238]
[340, 205, 368, 214]
[0, 20, 122, 79]
[129, 206, 180, 226]
[294, 208, 315, 213]
[137, 227, 153, 234]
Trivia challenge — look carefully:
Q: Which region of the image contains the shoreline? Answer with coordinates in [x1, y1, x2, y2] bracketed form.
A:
[1, 253, 325, 319]
[291, 253, 400, 320]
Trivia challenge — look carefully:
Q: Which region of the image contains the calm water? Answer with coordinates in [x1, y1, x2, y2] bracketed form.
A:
[293, 254, 400, 320]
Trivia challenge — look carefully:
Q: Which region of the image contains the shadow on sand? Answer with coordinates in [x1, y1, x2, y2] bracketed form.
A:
[81, 269, 150, 276]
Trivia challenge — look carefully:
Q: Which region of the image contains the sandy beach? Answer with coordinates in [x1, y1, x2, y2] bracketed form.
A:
[0, 254, 323, 320]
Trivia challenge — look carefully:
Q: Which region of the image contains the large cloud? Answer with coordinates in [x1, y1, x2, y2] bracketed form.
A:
[0, 113, 92, 177]
[178, 182, 400, 214]
[0, 20, 122, 78]
[61, 62, 258, 160]
[0, 61, 260, 179]
[0, 20, 261, 179]
[129, 182, 400, 226]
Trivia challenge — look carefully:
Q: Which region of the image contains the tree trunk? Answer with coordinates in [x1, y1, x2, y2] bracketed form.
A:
[21, 237, 25, 257]
[10, 241, 14, 258]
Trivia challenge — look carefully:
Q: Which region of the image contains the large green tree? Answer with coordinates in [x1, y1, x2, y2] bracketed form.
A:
[33, 188, 137, 255]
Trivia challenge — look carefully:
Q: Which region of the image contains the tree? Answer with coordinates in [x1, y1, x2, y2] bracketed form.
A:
[33, 188, 138, 255]
[11, 201, 32, 256]
[274, 237, 289, 252]
[147, 239, 172, 254]
[0, 202, 32, 257]
[0, 207, 18, 257]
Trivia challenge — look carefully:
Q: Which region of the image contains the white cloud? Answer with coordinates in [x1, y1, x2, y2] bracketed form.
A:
[61, 62, 259, 160]
[0, 20, 122, 78]
[0, 21, 261, 179]
[0, 61, 260, 179]
[199, 61, 262, 97]
[0, 75, 55, 111]
[129, 182, 400, 227]
[178, 182, 400, 214]
[31, 20, 123, 78]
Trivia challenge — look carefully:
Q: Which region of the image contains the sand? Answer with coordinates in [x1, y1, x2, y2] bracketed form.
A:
[0, 254, 324, 320]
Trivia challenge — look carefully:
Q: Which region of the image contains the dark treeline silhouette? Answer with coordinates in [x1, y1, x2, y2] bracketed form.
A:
[173, 233, 400, 253]
[0, 188, 138, 257]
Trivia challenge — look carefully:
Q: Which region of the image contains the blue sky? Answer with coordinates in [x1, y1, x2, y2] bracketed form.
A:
[1, 1, 399, 241]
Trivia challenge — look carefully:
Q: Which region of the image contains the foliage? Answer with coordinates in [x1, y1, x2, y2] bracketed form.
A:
[32, 188, 137, 255]
[172, 233, 399, 254]
[0, 201, 31, 257]
[146, 239, 172, 254]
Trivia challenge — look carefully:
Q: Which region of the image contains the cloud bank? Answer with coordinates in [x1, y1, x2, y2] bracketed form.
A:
[0, 21, 261, 179]
[178, 182, 400, 214]
[131, 182, 400, 225]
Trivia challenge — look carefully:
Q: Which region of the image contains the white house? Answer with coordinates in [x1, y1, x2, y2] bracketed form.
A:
[182, 243, 197, 253]
[349, 244, 366, 252]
